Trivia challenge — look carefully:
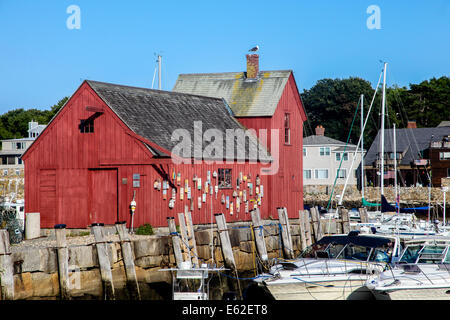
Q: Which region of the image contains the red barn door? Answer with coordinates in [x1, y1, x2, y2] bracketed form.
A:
[88, 169, 118, 225]
[39, 169, 57, 227]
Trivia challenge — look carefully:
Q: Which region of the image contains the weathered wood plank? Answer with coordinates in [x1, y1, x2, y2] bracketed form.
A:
[250, 208, 268, 261]
[167, 217, 184, 268]
[0, 229, 14, 300]
[91, 223, 115, 300]
[115, 221, 140, 300]
[277, 207, 294, 259]
[340, 208, 350, 234]
[214, 213, 236, 270]
[184, 208, 199, 267]
[55, 224, 70, 300]
[177, 212, 191, 267]
[298, 210, 308, 251]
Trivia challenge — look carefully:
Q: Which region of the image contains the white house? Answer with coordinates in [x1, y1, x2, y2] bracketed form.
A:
[0, 121, 46, 175]
[303, 126, 364, 186]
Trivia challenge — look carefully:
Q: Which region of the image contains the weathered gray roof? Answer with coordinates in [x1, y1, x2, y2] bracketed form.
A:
[87, 80, 271, 162]
[438, 121, 450, 127]
[172, 70, 292, 117]
[365, 127, 450, 165]
[303, 135, 356, 147]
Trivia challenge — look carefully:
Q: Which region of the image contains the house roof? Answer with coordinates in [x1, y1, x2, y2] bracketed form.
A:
[87, 80, 271, 162]
[303, 135, 356, 147]
[364, 127, 450, 165]
[172, 70, 292, 117]
[438, 121, 450, 127]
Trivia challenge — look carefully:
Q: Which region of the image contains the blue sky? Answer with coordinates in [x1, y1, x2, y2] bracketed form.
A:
[0, 0, 449, 113]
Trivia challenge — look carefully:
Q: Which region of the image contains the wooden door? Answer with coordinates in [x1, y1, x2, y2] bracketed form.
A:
[88, 169, 118, 225]
[39, 169, 57, 226]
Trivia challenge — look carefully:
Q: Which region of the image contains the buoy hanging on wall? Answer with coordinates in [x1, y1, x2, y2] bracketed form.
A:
[198, 196, 202, 209]
[230, 202, 234, 216]
[180, 188, 184, 200]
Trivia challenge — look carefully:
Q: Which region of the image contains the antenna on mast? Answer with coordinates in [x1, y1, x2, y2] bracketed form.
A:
[151, 52, 163, 90]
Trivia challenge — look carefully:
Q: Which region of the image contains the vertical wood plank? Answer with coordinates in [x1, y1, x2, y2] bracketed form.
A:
[277, 207, 294, 259]
[184, 208, 199, 267]
[115, 221, 140, 300]
[91, 223, 115, 300]
[214, 213, 236, 270]
[298, 210, 307, 251]
[304, 210, 313, 246]
[55, 224, 70, 300]
[177, 212, 191, 267]
[167, 217, 183, 268]
[340, 208, 350, 234]
[359, 207, 369, 224]
[250, 208, 268, 261]
[0, 230, 14, 300]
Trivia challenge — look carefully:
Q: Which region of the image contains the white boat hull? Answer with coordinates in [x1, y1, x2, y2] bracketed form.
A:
[373, 287, 450, 300]
[264, 279, 375, 300]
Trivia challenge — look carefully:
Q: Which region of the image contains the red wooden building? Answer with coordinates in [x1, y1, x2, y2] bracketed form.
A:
[23, 54, 307, 228]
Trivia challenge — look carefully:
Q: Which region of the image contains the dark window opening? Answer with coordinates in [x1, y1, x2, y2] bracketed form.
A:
[218, 168, 232, 189]
[284, 113, 291, 144]
[79, 119, 94, 133]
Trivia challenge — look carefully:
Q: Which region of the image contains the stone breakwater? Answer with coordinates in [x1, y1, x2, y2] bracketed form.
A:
[304, 185, 450, 208]
[2, 220, 321, 300]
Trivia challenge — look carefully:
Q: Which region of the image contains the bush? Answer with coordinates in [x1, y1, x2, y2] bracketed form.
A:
[135, 223, 154, 235]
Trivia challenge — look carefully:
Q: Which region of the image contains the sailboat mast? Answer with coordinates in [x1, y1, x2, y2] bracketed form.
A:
[394, 123, 398, 215]
[361, 94, 365, 200]
[380, 62, 388, 196]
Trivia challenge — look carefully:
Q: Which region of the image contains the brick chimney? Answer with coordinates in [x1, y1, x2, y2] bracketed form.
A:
[246, 54, 259, 79]
[407, 120, 417, 129]
[315, 125, 325, 136]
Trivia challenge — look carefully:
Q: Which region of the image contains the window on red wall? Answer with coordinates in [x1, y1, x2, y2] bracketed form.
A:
[284, 113, 291, 145]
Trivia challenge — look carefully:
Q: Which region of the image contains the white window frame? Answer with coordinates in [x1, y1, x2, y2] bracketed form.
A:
[303, 147, 307, 157]
[303, 169, 312, 180]
[314, 168, 329, 179]
[337, 168, 347, 179]
[320, 147, 330, 156]
[440, 152, 450, 160]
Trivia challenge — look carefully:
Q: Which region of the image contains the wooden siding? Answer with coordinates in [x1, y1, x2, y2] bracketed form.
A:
[23, 82, 272, 228]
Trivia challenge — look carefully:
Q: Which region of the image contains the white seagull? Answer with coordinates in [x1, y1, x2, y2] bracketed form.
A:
[249, 45, 259, 52]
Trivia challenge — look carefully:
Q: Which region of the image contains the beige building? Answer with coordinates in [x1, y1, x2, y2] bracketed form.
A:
[0, 121, 46, 175]
[303, 126, 365, 186]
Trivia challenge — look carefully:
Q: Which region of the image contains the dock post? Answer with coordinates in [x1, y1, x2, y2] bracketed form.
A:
[214, 213, 236, 270]
[91, 223, 115, 300]
[167, 217, 184, 268]
[298, 210, 308, 251]
[115, 221, 140, 300]
[250, 208, 268, 261]
[310, 207, 324, 241]
[359, 207, 369, 224]
[340, 208, 350, 234]
[0, 229, 14, 300]
[277, 208, 294, 259]
[55, 224, 70, 300]
[177, 212, 192, 267]
[184, 207, 199, 267]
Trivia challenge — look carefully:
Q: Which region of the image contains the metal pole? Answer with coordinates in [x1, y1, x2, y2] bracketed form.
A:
[380, 62, 387, 197]
[158, 55, 162, 90]
[444, 189, 447, 226]
[361, 94, 364, 201]
[394, 123, 398, 215]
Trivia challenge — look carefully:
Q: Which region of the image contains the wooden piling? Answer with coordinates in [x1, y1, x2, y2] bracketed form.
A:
[359, 207, 369, 224]
[303, 211, 313, 246]
[214, 213, 236, 270]
[91, 223, 115, 300]
[340, 208, 350, 234]
[115, 221, 140, 300]
[0, 229, 14, 300]
[310, 207, 324, 241]
[298, 210, 308, 251]
[250, 208, 268, 261]
[55, 224, 70, 300]
[184, 207, 199, 267]
[167, 217, 183, 268]
[277, 208, 294, 259]
[177, 212, 192, 267]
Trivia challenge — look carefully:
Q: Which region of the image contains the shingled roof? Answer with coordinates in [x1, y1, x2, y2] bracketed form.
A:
[87, 80, 271, 162]
[365, 127, 450, 165]
[172, 70, 292, 117]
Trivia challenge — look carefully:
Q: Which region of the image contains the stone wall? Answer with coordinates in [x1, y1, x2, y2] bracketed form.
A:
[2, 220, 313, 300]
[304, 185, 450, 207]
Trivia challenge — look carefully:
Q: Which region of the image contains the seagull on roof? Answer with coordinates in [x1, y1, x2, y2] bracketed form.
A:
[249, 45, 259, 52]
